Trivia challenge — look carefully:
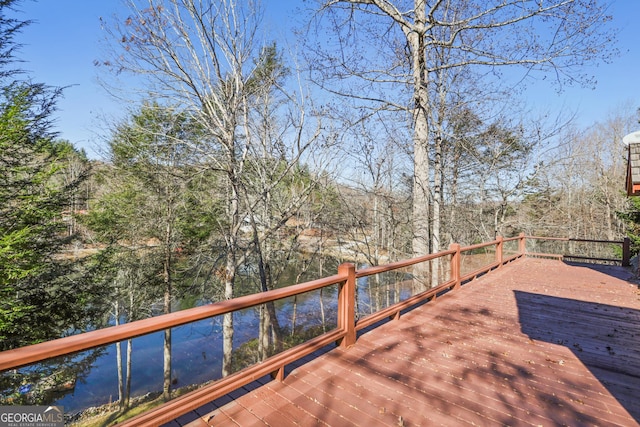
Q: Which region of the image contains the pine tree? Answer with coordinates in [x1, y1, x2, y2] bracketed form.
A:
[0, 0, 103, 350]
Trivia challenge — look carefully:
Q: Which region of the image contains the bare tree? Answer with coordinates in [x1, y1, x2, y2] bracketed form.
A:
[239, 43, 330, 360]
[524, 108, 633, 240]
[102, 0, 328, 376]
[334, 120, 413, 265]
[305, 0, 617, 258]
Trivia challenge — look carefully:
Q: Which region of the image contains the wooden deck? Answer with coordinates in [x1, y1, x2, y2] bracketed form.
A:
[176, 258, 640, 426]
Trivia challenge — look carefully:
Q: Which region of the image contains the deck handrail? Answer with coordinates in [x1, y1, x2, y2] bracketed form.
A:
[123, 234, 525, 426]
[525, 235, 630, 266]
[0, 273, 348, 372]
[0, 233, 628, 425]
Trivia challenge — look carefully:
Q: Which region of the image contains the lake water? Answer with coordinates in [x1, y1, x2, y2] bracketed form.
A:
[3, 258, 417, 415]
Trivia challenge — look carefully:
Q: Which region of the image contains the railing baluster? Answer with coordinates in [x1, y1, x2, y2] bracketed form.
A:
[449, 243, 461, 290]
[338, 263, 356, 348]
[623, 237, 631, 267]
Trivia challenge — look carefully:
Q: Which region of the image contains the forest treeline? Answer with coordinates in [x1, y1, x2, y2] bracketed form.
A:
[2, 0, 638, 412]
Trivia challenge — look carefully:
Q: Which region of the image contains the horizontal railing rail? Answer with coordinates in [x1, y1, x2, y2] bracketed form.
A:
[354, 248, 457, 331]
[0, 273, 347, 372]
[1, 232, 627, 425]
[525, 235, 630, 266]
[0, 272, 354, 426]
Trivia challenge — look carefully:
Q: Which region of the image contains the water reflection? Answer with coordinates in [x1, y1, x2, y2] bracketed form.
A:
[2, 256, 428, 415]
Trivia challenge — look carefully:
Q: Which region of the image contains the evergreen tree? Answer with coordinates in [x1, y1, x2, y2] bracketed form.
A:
[617, 196, 640, 257]
[0, 0, 104, 350]
[85, 101, 216, 403]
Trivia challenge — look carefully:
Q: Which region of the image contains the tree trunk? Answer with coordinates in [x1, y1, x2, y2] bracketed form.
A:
[258, 305, 270, 360]
[124, 288, 134, 408]
[124, 338, 132, 409]
[291, 295, 298, 335]
[411, 99, 431, 258]
[163, 210, 173, 401]
[256, 258, 282, 358]
[222, 253, 236, 377]
[409, 1, 431, 290]
[115, 301, 125, 410]
[409, 1, 431, 261]
[431, 134, 444, 286]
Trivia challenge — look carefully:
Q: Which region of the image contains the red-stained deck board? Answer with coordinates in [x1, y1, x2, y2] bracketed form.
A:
[183, 258, 640, 426]
[307, 356, 532, 427]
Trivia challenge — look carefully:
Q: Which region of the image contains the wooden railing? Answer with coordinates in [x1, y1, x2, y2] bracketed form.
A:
[525, 236, 630, 266]
[0, 234, 628, 425]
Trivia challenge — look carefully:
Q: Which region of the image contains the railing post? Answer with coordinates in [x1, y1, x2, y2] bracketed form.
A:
[449, 243, 461, 289]
[519, 232, 526, 257]
[337, 263, 356, 348]
[622, 237, 631, 267]
[496, 236, 504, 267]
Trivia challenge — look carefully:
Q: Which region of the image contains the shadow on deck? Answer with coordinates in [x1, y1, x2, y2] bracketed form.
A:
[172, 259, 640, 426]
[516, 290, 640, 422]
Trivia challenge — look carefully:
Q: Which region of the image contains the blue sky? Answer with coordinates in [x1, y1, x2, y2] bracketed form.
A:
[13, 1, 134, 156]
[12, 0, 298, 157]
[11, 1, 640, 158]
